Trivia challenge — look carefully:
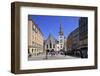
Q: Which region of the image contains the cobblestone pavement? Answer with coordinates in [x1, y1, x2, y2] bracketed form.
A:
[28, 53, 80, 61]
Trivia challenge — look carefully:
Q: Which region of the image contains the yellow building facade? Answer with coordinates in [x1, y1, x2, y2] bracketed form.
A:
[28, 16, 44, 56]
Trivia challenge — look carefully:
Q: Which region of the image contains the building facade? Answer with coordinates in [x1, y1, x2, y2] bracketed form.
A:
[64, 38, 67, 51]
[67, 27, 79, 53]
[45, 34, 57, 51]
[67, 32, 73, 51]
[28, 15, 44, 56]
[66, 17, 88, 58]
[72, 28, 79, 50]
[79, 17, 88, 58]
[55, 42, 60, 51]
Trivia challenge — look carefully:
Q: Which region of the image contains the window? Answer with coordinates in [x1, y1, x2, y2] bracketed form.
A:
[32, 24, 35, 31]
[60, 36, 62, 38]
[32, 49, 33, 52]
[32, 34, 34, 39]
[32, 42, 34, 46]
[60, 40, 62, 43]
[61, 46, 62, 48]
[50, 42, 52, 48]
[47, 44, 48, 48]
[28, 48, 29, 53]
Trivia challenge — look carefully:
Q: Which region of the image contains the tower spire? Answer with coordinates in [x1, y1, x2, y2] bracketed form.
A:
[59, 18, 63, 35]
[60, 23, 62, 33]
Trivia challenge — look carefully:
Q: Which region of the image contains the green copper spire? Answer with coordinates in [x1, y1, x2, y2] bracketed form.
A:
[59, 17, 63, 35]
[59, 23, 63, 35]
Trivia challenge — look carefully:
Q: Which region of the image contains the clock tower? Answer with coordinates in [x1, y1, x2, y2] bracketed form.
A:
[58, 24, 64, 50]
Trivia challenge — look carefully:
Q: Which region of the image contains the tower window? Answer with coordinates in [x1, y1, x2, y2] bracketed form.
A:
[60, 36, 62, 38]
[60, 40, 62, 43]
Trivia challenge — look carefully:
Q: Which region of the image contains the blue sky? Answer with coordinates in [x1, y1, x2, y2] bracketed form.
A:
[30, 15, 80, 39]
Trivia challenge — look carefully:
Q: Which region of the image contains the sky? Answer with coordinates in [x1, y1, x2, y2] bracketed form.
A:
[30, 15, 80, 40]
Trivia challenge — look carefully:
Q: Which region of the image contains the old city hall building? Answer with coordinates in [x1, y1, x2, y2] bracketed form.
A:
[45, 24, 66, 51]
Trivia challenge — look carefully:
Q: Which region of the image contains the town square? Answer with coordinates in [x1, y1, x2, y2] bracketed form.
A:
[28, 15, 88, 60]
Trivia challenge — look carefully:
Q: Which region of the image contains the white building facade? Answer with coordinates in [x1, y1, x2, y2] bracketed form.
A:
[58, 24, 65, 50]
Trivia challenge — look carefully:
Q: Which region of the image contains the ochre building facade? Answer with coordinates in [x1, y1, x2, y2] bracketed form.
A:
[28, 16, 44, 56]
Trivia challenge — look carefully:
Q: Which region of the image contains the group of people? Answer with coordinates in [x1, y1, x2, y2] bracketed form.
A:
[46, 49, 65, 56]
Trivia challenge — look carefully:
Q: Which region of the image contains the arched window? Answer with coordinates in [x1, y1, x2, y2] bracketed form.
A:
[50, 42, 52, 48]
